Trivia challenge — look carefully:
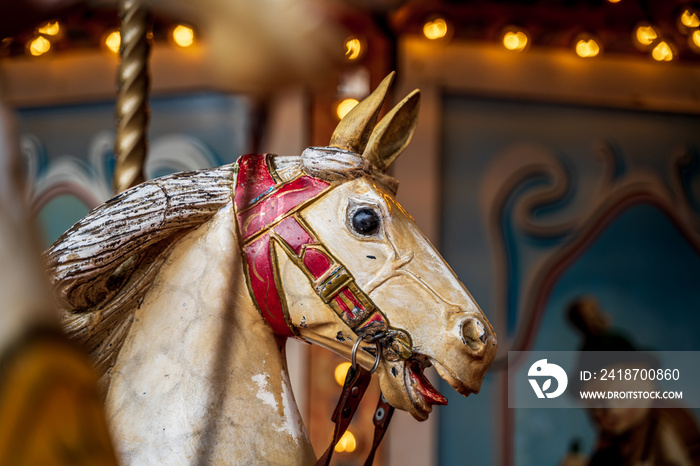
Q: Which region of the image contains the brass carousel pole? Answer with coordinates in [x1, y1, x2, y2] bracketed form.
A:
[113, 0, 151, 193]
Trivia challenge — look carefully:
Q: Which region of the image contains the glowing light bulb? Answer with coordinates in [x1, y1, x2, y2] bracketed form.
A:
[334, 431, 357, 453]
[334, 362, 352, 386]
[37, 21, 60, 36]
[681, 9, 700, 28]
[652, 41, 673, 61]
[29, 36, 50, 56]
[105, 31, 121, 54]
[336, 98, 359, 120]
[608, 0, 621, 3]
[575, 38, 600, 57]
[423, 18, 448, 40]
[172, 24, 195, 48]
[503, 30, 528, 52]
[635, 25, 658, 46]
[693, 30, 700, 49]
[344, 37, 362, 60]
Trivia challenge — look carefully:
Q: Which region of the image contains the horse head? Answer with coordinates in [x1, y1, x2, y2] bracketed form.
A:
[43, 72, 497, 464]
[240, 73, 497, 421]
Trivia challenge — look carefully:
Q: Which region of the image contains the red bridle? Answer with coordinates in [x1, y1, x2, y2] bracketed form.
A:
[232, 153, 408, 465]
[233, 153, 411, 358]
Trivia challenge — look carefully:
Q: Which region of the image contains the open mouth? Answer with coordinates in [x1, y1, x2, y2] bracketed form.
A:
[404, 355, 448, 420]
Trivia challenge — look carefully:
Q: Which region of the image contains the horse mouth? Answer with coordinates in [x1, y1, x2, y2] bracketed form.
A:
[404, 355, 448, 421]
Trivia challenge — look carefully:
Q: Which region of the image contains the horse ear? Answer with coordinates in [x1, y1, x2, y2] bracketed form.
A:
[362, 89, 420, 172]
[329, 72, 395, 154]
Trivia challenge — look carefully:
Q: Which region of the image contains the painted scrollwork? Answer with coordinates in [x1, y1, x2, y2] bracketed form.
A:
[482, 140, 700, 361]
[23, 132, 220, 216]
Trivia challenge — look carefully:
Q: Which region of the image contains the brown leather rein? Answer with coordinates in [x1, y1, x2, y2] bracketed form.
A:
[232, 153, 411, 464]
[315, 341, 395, 466]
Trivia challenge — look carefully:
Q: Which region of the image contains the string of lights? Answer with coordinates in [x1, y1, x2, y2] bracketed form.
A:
[412, 2, 700, 62]
[5, 2, 698, 63]
[0, 8, 196, 59]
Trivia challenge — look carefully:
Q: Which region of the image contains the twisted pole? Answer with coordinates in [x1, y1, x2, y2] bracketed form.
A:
[113, 0, 151, 193]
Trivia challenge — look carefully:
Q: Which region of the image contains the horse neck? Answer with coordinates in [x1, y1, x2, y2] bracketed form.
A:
[104, 203, 315, 465]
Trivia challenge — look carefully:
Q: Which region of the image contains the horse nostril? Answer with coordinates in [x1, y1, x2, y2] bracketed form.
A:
[462, 318, 487, 352]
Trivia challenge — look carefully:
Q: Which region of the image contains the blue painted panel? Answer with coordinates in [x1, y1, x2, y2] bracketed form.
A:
[520, 204, 700, 465]
[18, 93, 251, 167]
[36, 194, 91, 245]
[16, 92, 252, 245]
[439, 94, 700, 466]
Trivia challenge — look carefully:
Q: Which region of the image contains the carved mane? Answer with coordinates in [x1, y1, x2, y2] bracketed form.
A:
[45, 151, 398, 382]
[45, 165, 236, 378]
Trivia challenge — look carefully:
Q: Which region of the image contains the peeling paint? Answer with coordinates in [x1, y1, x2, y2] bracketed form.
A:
[277, 369, 305, 442]
[252, 374, 276, 409]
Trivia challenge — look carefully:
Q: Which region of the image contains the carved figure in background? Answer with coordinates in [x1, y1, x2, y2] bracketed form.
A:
[562, 296, 697, 466]
[45, 73, 497, 464]
[567, 296, 635, 353]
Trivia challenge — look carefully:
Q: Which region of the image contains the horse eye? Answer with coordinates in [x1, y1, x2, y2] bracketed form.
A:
[351, 208, 381, 236]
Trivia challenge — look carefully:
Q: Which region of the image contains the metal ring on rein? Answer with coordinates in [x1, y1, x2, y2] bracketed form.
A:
[351, 332, 382, 374]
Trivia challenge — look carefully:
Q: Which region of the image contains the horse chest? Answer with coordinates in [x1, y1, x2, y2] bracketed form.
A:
[104, 207, 315, 465]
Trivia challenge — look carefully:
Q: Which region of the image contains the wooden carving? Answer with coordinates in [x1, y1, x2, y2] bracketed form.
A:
[45, 74, 497, 464]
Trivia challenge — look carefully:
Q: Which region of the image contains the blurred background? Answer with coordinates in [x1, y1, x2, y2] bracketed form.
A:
[1, 0, 700, 465]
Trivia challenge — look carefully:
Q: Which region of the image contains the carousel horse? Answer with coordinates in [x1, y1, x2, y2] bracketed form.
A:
[45, 73, 497, 465]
